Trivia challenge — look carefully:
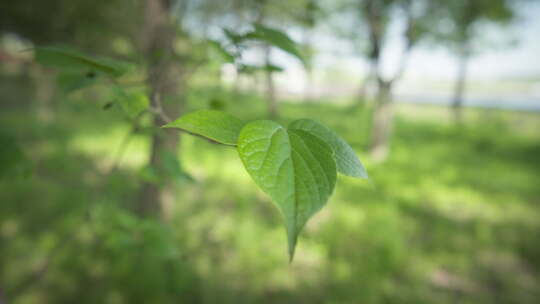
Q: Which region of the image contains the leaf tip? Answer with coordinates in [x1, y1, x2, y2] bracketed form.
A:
[287, 230, 298, 263]
[288, 244, 296, 263]
[352, 170, 369, 179]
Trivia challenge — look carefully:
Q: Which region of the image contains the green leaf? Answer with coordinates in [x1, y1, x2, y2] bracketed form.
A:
[264, 63, 284, 73]
[209, 97, 226, 110]
[237, 120, 336, 260]
[237, 63, 283, 74]
[289, 119, 368, 179]
[245, 24, 305, 64]
[113, 87, 149, 118]
[208, 39, 235, 63]
[160, 150, 195, 183]
[223, 28, 246, 45]
[237, 64, 259, 75]
[163, 110, 245, 146]
[138, 164, 161, 184]
[56, 71, 98, 92]
[34, 46, 132, 77]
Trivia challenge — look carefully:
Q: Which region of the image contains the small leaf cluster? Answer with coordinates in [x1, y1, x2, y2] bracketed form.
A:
[208, 24, 305, 75]
[165, 110, 368, 260]
[34, 46, 133, 90]
[34, 47, 149, 118]
[33, 47, 191, 187]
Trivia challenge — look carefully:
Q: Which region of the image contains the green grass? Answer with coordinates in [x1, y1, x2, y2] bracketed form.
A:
[1, 92, 540, 303]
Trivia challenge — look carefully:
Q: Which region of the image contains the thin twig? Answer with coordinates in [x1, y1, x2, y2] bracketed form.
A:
[149, 102, 172, 124]
[107, 113, 145, 174]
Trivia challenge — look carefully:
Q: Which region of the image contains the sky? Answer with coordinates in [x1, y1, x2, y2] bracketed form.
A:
[404, 0, 540, 81]
[264, 0, 540, 99]
[318, 0, 540, 80]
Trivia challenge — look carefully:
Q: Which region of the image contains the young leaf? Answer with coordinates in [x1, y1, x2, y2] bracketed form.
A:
[263, 63, 284, 73]
[34, 46, 132, 77]
[237, 64, 259, 75]
[245, 24, 305, 64]
[237, 120, 336, 260]
[56, 71, 98, 92]
[164, 110, 245, 146]
[223, 28, 246, 45]
[208, 39, 235, 63]
[112, 87, 149, 118]
[160, 150, 195, 183]
[289, 119, 368, 179]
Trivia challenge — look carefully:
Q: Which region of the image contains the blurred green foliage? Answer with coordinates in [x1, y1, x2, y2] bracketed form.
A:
[1, 85, 539, 303]
[1, 0, 539, 303]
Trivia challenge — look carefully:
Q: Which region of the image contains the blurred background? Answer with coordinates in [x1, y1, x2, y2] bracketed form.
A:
[1, 0, 539, 303]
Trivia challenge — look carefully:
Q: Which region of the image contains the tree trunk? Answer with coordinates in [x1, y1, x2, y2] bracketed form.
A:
[357, 74, 370, 105]
[303, 28, 314, 103]
[357, 61, 376, 106]
[303, 65, 314, 103]
[136, 0, 181, 218]
[32, 66, 56, 122]
[369, 80, 393, 161]
[253, 0, 277, 118]
[452, 44, 469, 125]
[263, 46, 278, 118]
[363, 0, 414, 160]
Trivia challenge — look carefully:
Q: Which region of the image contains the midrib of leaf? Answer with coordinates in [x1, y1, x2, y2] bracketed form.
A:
[255, 128, 280, 172]
[286, 130, 335, 259]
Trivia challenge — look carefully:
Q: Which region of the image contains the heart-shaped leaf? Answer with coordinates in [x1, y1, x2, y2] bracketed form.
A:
[163, 110, 244, 145]
[237, 120, 336, 260]
[289, 119, 368, 179]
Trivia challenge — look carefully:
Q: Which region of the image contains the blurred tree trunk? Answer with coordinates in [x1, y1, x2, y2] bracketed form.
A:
[452, 43, 470, 125]
[357, 72, 370, 105]
[303, 28, 314, 103]
[256, 0, 278, 119]
[357, 61, 375, 105]
[369, 79, 393, 160]
[263, 46, 278, 118]
[366, 1, 415, 161]
[136, 0, 181, 218]
[33, 66, 56, 123]
[303, 66, 314, 103]
[363, 0, 390, 160]
[368, 48, 409, 160]
[302, 0, 317, 103]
